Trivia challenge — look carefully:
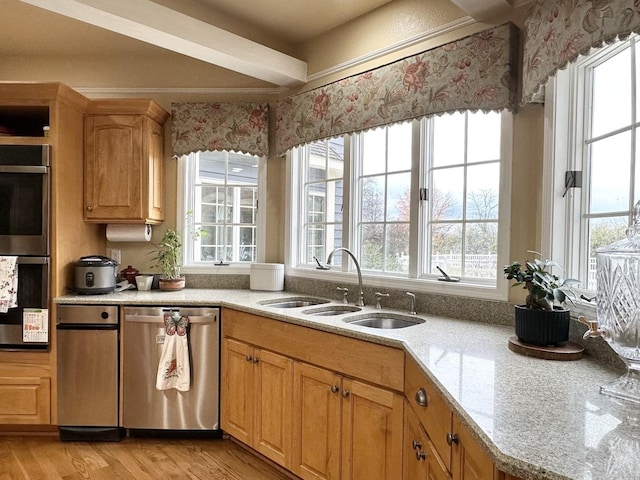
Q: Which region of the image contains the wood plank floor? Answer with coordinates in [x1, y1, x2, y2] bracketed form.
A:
[0, 435, 295, 480]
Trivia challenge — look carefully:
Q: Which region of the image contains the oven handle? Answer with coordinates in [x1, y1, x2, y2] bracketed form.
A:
[16, 256, 49, 265]
[0, 165, 48, 174]
[125, 314, 217, 325]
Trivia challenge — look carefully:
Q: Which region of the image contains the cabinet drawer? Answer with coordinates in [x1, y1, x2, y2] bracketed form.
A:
[223, 308, 404, 391]
[404, 355, 452, 470]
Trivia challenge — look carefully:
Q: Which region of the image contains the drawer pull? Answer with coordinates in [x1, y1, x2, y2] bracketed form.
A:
[446, 432, 459, 446]
[415, 388, 428, 406]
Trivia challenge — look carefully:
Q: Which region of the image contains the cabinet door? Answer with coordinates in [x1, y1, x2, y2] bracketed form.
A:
[341, 378, 404, 480]
[404, 403, 451, 480]
[221, 338, 254, 445]
[84, 115, 145, 221]
[292, 362, 342, 480]
[253, 348, 293, 468]
[146, 119, 164, 222]
[0, 377, 50, 424]
[450, 415, 495, 480]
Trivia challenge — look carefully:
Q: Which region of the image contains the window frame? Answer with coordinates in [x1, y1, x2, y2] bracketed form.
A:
[286, 112, 513, 301]
[177, 151, 267, 275]
[544, 36, 639, 315]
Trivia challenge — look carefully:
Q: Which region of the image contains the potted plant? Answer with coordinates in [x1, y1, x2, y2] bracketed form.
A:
[152, 228, 185, 291]
[503, 251, 579, 346]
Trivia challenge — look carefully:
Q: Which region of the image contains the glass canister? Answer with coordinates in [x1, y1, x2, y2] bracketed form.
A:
[596, 200, 640, 403]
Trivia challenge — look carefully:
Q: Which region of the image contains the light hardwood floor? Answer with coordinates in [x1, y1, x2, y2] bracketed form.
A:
[0, 435, 295, 480]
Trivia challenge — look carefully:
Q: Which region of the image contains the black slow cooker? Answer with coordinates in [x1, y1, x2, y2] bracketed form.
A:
[74, 255, 117, 294]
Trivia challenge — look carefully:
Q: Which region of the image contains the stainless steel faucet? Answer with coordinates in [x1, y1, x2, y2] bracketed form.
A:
[317, 248, 365, 306]
[406, 292, 417, 315]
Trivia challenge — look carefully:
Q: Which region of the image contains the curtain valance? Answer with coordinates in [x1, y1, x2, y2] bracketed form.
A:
[171, 102, 269, 158]
[275, 23, 519, 156]
[522, 0, 640, 104]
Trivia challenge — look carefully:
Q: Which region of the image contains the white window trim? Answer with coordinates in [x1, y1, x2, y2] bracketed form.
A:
[177, 153, 267, 275]
[285, 113, 513, 302]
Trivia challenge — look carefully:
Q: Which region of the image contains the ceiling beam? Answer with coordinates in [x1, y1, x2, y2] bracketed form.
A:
[20, 0, 308, 86]
[449, 0, 513, 21]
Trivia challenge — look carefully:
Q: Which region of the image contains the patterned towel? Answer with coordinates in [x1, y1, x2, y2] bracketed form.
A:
[156, 314, 190, 391]
[0, 256, 18, 314]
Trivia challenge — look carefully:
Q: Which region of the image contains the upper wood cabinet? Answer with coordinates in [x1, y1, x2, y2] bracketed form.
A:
[84, 99, 169, 224]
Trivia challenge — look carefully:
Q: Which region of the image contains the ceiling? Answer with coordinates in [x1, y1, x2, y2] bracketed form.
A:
[0, 0, 516, 87]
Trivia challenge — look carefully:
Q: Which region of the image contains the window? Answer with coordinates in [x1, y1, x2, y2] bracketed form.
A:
[289, 111, 511, 298]
[548, 36, 639, 294]
[179, 150, 265, 270]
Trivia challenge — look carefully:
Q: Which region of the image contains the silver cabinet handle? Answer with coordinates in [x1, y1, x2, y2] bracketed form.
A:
[342, 390, 350, 398]
[331, 385, 339, 393]
[246, 355, 252, 362]
[446, 432, 459, 446]
[415, 388, 428, 407]
[416, 450, 426, 461]
[412, 440, 422, 450]
[253, 357, 259, 364]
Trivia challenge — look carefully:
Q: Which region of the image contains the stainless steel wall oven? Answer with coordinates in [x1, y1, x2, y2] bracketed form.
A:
[0, 144, 50, 350]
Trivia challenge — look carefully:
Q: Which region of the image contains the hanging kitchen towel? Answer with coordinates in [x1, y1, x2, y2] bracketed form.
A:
[156, 314, 191, 392]
[0, 256, 18, 314]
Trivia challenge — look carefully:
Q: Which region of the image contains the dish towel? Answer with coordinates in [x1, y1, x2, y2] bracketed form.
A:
[0, 256, 18, 314]
[156, 314, 191, 392]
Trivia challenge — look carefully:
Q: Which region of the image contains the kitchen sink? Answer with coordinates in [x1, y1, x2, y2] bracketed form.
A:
[259, 297, 330, 308]
[343, 312, 425, 329]
[302, 305, 362, 316]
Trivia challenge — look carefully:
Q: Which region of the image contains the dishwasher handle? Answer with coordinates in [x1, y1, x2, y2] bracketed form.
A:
[125, 314, 217, 325]
[56, 323, 119, 330]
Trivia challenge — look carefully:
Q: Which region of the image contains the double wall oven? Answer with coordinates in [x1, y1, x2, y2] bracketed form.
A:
[0, 144, 50, 350]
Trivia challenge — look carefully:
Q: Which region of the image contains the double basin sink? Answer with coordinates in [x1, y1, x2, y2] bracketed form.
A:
[259, 296, 424, 330]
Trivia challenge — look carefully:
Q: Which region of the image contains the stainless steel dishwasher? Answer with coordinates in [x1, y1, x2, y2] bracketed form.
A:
[122, 306, 220, 432]
[57, 304, 122, 441]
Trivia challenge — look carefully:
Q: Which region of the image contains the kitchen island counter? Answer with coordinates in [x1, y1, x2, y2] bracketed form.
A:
[55, 289, 634, 480]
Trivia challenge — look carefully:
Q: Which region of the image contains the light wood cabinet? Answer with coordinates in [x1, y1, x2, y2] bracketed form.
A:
[404, 400, 451, 480]
[84, 99, 169, 224]
[292, 362, 403, 480]
[221, 337, 293, 468]
[449, 415, 496, 480]
[0, 375, 50, 424]
[221, 308, 405, 479]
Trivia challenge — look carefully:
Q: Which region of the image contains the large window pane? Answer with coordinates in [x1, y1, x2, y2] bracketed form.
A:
[360, 224, 384, 270]
[468, 112, 500, 163]
[587, 216, 628, 290]
[387, 122, 412, 172]
[591, 47, 631, 138]
[466, 164, 500, 220]
[589, 132, 630, 214]
[361, 176, 385, 222]
[362, 128, 386, 175]
[433, 112, 465, 167]
[431, 223, 462, 277]
[432, 168, 463, 220]
[386, 223, 409, 273]
[466, 222, 498, 279]
[387, 173, 410, 221]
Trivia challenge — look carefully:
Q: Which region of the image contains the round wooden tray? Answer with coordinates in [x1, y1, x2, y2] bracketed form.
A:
[508, 336, 584, 361]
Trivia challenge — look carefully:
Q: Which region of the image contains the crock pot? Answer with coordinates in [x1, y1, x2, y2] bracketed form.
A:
[74, 255, 117, 294]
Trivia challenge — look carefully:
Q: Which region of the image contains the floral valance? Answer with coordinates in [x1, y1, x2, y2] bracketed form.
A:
[275, 23, 519, 156]
[522, 0, 640, 104]
[172, 102, 269, 158]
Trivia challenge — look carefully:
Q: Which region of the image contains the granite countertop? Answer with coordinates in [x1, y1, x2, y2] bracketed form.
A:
[55, 289, 638, 480]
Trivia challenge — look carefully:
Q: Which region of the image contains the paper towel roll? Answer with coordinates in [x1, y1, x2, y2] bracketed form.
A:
[106, 224, 152, 242]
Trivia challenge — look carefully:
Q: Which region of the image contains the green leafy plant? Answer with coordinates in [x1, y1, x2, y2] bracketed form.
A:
[152, 228, 182, 280]
[503, 251, 579, 311]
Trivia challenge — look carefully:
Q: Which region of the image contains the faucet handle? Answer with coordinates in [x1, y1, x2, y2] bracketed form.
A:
[374, 292, 390, 309]
[406, 292, 417, 315]
[337, 286, 349, 304]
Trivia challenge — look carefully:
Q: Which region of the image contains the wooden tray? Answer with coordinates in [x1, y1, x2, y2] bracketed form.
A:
[508, 336, 584, 361]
